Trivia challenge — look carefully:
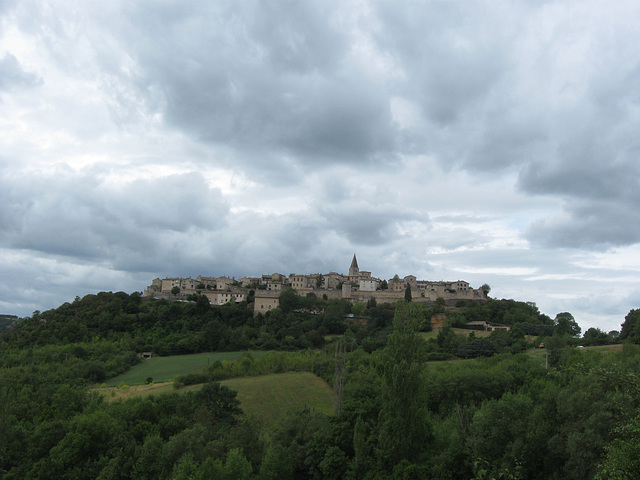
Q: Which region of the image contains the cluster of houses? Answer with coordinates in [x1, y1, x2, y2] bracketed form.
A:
[143, 255, 486, 315]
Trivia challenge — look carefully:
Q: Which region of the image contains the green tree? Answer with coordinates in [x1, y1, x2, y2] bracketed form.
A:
[434, 296, 446, 313]
[319, 446, 348, 479]
[547, 332, 569, 367]
[351, 302, 365, 317]
[269, 409, 329, 478]
[582, 327, 612, 346]
[196, 457, 225, 479]
[170, 455, 199, 480]
[555, 312, 581, 337]
[456, 338, 495, 359]
[47, 410, 120, 479]
[620, 309, 640, 343]
[258, 445, 293, 480]
[350, 416, 374, 478]
[224, 448, 252, 480]
[278, 288, 299, 314]
[468, 392, 533, 476]
[436, 326, 463, 355]
[171, 286, 180, 296]
[134, 434, 164, 480]
[378, 301, 432, 469]
[596, 414, 640, 479]
[194, 382, 242, 424]
[404, 284, 412, 302]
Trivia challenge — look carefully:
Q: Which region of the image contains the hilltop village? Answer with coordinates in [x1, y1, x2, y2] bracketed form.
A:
[144, 255, 486, 315]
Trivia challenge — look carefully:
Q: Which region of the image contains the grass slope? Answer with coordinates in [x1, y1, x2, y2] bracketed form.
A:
[526, 343, 624, 367]
[106, 351, 267, 385]
[222, 372, 335, 422]
[97, 372, 335, 425]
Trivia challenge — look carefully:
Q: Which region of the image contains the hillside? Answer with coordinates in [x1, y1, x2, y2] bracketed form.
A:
[95, 372, 334, 426]
[1, 292, 639, 479]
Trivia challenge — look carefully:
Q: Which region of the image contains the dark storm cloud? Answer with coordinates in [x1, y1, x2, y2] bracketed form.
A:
[526, 203, 640, 249]
[98, 0, 399, 167]
[519, 154, 640, 203]
[164, 209, 346, 278]
[318, 204, 424, 245]
[372, 0, 511, 124]
[367, 0, 640, 249]
[0, 168, 229, 269]
[517, 63, 640, 247]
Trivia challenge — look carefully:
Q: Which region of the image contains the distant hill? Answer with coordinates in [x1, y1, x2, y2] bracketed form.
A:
[0, 314, 18, 333]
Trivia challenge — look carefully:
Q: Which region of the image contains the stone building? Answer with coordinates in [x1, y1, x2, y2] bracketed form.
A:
[202, 289, 247, 306]
[253, 291, 280, 313]
[143, 254, 485, 314]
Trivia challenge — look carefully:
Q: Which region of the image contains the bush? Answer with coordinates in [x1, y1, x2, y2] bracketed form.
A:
[173, 372, 212, 389]
[457, 339, 495, 359]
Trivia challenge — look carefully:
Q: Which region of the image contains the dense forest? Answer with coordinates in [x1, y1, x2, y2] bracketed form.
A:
[1, 291, 640, 479]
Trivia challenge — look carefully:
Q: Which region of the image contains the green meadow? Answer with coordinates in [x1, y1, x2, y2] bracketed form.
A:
[222, 372, 334, 422]
[105, 351, 268, 385]
[96, 371, 334, 426]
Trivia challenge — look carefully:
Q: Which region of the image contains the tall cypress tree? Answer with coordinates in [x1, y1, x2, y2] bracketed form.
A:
[377, 301, 431, 470]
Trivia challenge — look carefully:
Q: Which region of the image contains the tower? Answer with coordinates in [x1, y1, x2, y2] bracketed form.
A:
[349, 254, 359, 277]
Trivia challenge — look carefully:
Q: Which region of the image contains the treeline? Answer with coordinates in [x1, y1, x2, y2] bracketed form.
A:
[1, 291, 400, 359]
[260, 302, 640, 480]
[449, 298, 554, 326]
[0, 291, 617, 378]
[3, 293, 625, 357]
[1, 369, 259, 479]
[450, 298, 621, 346]
[173, 350, 335, 389]
[3, 342, 638, 479]
[3, 293, 640, 478]
[2, 292, 339, 355]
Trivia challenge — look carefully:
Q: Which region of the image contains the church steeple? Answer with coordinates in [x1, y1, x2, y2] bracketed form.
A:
[349, 254, 359, 276]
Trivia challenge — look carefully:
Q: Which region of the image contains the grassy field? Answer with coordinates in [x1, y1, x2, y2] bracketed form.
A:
[222, 372, 334, 422]
[94, 381, 194, 400]
[106, 351, 267, 386]
[526, 343, 625, 366]
[581, 344, 624, 354]
[95, 372, 335, 425]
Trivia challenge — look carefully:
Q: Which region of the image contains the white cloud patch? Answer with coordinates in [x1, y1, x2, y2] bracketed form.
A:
[0, 52, 40, 90]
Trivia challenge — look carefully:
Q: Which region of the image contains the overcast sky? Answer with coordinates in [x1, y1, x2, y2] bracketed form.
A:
[1, 0, 639, 333]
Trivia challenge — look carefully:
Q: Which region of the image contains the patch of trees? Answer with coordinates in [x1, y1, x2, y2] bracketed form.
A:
[2, 292, 328, 356]
[3, 293, 640, 478]
[173, 350, 334, 388]
[451, 298, 554, 328]
[620, 308, 640, 343]
[0, 376, 252, 479]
